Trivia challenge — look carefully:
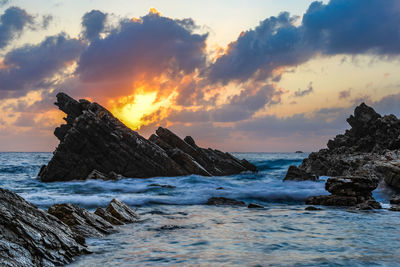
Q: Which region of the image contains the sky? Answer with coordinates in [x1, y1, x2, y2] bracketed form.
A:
[1, 0, 400, 152]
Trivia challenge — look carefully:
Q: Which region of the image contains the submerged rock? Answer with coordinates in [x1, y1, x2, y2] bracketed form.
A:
[0, 188, 88, 267]
[39, 93, 257, 182]
[206, 197, 246, 206]
[305, 206, 322, 211]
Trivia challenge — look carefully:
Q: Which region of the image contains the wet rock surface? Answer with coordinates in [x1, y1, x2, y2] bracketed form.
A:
[39, 93, 256, 182]
[305, 176, 381, 208]
[0, 188, 88, 267]
[284, 103, 400, 207]
[285, 103, 400, 184]
[284, 165, 317, 181]
[206, 197, 246, 206]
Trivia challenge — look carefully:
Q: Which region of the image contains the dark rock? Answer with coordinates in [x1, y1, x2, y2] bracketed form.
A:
[0, 188, 88, 267]
[284, 165, 317, 181]
[206, 197, 246, 206]
[389, 205, 400, 211]
[305, 206, 322, 211]
[105, 198, 140, 223]
[284, 102, 400, 191]
[216, 187, 224, 190]
[39, 93, 257, 182]
[390, 195, 400, 205]
[94, 207, 124, 225]
[248, 203, 264, 209]
[295, 151, 303, 153]
[325, 176, 378, 196]
[305, 176, 380, 208]
[48, 204, 117, 238]
[86, 169, 119, 181]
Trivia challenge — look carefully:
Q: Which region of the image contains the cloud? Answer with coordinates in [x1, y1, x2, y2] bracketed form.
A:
[294, 82, 313, 97]
[81, 10, 107, 41]
[207, 0, 400, 85]
[0, 33, 85, 98]
[0, 7, 34, 49]
[338, 88, 351, 99]
[76, 11, 207, 84]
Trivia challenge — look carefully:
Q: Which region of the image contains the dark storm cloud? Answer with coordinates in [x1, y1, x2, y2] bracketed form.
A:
[0, 7, 34, 49]
[294, 82, 313, 97]
[208, 0, 400, 85]
[0, 33, 85, 98]
[76, 11, 208, 83]
[81, 10, 107, 41]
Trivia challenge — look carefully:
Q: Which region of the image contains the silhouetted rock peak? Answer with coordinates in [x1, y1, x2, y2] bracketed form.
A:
[39, 93, 257, 182]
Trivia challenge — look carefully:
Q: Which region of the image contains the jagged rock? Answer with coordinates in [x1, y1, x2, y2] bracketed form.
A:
[284, 103, 400, 192]
[0, 188, 88, 267]
[105, 198, 140, 223]
[206, 197, 246, 206]
[149, 184, 176, 188]
[305, 176, 380, 208]
[354, 199, 382, 210]
[86, 169, 119, 181]
[248, 203, 264, 209]
[39, 93, 257, 182]
[284, 165, 317, 181]
[48, 204, 117, 238]
[94, 208, 124, 225]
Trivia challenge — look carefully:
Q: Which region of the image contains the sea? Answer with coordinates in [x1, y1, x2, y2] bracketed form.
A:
[1, 152, 399, 267]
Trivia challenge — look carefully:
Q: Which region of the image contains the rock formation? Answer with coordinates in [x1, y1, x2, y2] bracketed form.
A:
[0, 187, 141, 267]
[39, 93, 257, 182]
[285, 102, 400, 208]
[305, 176, 381, 209]
[0, 188, 88, 267]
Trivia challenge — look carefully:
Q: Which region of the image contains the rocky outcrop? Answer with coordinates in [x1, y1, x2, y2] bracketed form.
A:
[39, 93, 257, 182]
[305, 176, 381, 209]
[285, 102, 400, 192]
[48, 198, 139, 240]
[284, 165, 317, 181]
[0, 188, 88, 267]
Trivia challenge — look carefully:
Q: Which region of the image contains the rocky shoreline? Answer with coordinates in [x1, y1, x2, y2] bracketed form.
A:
[0, 188, 140, 267]
[285, 103, 400, 210]
[38, 93, 257, 182]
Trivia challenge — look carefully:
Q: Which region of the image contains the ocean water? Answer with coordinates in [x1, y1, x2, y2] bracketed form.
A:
[1, 152, 399, 266]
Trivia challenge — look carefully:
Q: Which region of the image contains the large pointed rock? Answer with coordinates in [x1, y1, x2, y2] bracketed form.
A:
[39, 93, 257, 182]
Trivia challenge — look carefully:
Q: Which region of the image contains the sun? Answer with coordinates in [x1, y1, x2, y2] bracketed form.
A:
[110, 90, 174, 130]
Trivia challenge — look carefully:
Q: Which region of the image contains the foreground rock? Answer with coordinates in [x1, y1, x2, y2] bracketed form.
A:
[48, 198, 140, 240]
[305, 176, 381, 209]
[0, 188, 88, 267]
[39, 93, 257, 182]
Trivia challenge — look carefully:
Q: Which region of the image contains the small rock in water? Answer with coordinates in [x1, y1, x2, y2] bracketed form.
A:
[106, 198, 140, 223]
[389, 205, 400, 212]
[48, 203, 117, 238]
[94, 207, 124, 225]
[390, 195, 400, 205]
[206, 197, 246, 206]
[305, 206, 322, 211]
[216, 187, 224, 190]
[248, 203, 264, 209]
